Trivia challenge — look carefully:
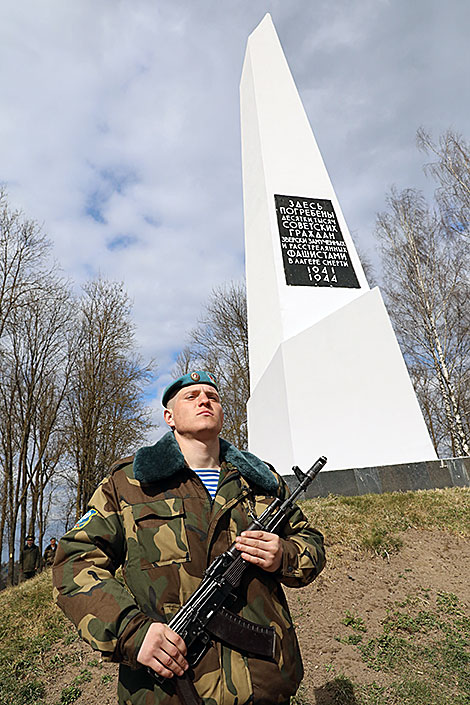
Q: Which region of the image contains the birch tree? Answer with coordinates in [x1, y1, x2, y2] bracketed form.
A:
[376, 187, 470, 457]
[417, 128, 470, 240]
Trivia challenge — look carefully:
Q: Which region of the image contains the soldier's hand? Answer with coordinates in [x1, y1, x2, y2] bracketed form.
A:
[137, 622, 188, 678]
[235, 530, 283, 572]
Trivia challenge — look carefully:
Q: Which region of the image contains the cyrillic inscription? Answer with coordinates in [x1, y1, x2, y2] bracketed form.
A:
[275, 194, 360, 288]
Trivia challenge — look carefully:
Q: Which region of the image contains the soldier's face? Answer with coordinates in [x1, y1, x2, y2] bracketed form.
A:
[164, 384, 224, 439]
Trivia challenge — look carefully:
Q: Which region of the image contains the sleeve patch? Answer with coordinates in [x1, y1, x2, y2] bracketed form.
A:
[73, 509, 98, 530]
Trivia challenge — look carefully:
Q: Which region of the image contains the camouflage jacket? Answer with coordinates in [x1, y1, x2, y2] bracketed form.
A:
[53, 432, 325, 705]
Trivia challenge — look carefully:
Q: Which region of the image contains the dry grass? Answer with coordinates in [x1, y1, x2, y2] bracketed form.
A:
[0, 569, 74, 705]
[302, 487, 470, 557]
[0, 569, 66, 641]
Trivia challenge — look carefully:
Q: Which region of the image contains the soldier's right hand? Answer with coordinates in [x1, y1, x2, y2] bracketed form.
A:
[137, 623, 188, 678]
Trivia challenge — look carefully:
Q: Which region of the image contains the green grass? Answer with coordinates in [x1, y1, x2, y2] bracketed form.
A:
[342, 610, 367, 632]
[330, 590, 470, 704]
[57, 684, 82, 704]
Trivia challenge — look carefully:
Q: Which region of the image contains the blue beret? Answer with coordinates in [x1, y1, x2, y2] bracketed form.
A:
[162, 371, 218, 407]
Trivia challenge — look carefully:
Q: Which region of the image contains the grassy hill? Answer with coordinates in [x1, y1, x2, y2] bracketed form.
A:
[1, 487, 469, 705]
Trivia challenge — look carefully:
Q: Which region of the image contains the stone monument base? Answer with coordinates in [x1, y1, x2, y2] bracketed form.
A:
[285, 456, 470, 498]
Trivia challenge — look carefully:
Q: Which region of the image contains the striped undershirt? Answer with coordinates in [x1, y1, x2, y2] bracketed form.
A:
[193, 468, 220, 499]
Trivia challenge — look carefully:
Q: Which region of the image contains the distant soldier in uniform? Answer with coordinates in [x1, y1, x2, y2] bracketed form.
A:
[43, 537, 57, 568]
[20, 535, 40, 580]
[53, 371, 326, 705]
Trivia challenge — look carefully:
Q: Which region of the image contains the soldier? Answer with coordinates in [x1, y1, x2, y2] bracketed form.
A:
[20, 535, 40, 580]
[53, 371, 325, 705]
[43, 537, 57, 568]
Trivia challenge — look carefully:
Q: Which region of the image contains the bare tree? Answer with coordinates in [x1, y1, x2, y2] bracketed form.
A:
[0, 192, 156, 580]
[0, 192, 65, 583]
[353, 241, 378, 289]
[174, 281, 249, 449]
[0, 276, 74, 583]
[416, 129, 470, 450]
[0, 189, 51, 342]
[376, 186, 470, 457]
[417, 128, 470, 240]
[64, 278, 154, 518]
[23, 282, 75, 546]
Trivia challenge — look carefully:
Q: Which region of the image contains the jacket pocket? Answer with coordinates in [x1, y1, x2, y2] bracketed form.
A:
[132, 498, 191, 567]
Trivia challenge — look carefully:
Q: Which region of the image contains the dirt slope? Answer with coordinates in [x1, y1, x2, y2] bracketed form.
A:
[290, 528, 470, 703]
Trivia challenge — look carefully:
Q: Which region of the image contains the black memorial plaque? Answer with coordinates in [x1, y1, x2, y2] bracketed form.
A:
[275, 194, 360, 288]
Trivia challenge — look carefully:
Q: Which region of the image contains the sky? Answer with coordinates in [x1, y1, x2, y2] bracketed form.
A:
[1, 0, 469, 438]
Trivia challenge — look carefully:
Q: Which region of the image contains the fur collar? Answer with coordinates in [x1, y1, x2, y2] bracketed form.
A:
[133, 431, 278, 493]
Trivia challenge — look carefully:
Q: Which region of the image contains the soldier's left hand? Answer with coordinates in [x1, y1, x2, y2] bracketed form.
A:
[235, 530, 283, 572]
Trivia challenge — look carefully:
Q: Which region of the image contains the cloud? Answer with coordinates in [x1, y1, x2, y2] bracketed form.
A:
[1, 0, 470, 441]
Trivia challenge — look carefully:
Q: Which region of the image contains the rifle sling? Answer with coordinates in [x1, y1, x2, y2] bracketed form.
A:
[174, 670, 204, 705]
[206, 607, 276, 659]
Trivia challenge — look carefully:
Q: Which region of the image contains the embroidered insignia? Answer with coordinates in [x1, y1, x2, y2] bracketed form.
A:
[190, 372, 200, 381]
[73, 508, 98, 530]
[207, 373, 216, 383]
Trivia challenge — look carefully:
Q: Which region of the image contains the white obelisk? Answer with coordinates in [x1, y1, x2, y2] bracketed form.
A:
[240, 14, 437, 472]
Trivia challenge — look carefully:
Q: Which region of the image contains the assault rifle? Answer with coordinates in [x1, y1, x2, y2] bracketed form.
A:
[147, 455, 327, 705]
